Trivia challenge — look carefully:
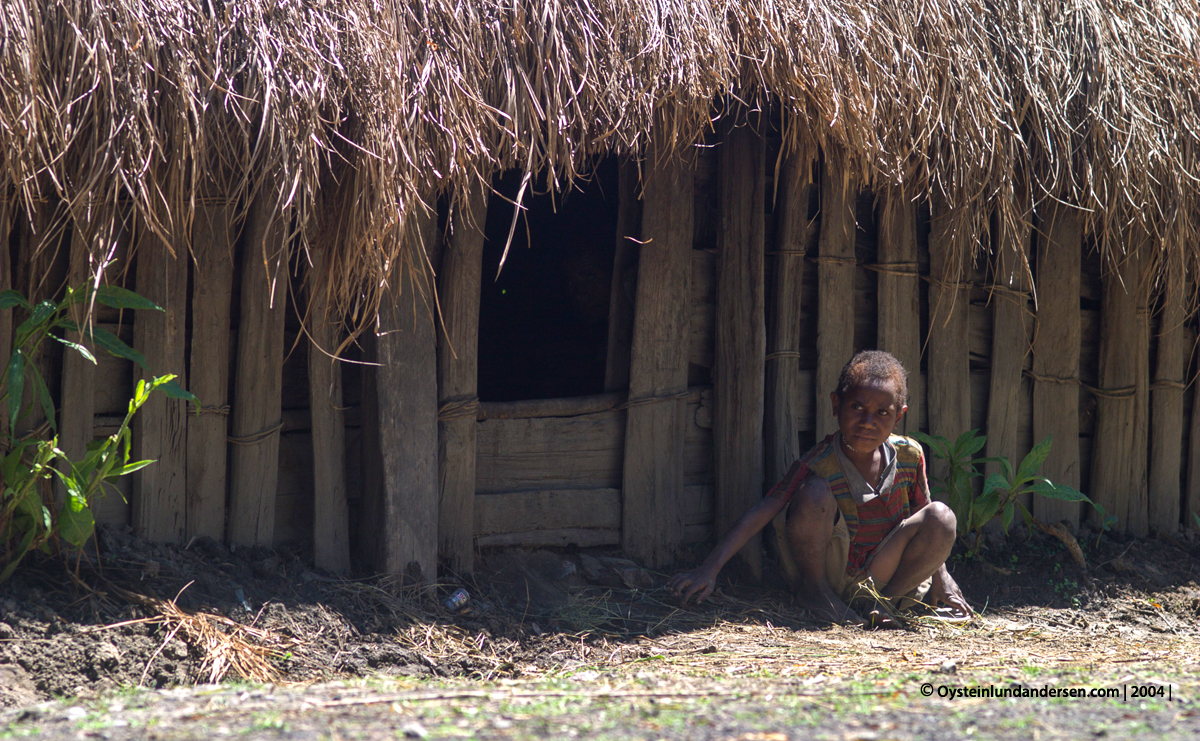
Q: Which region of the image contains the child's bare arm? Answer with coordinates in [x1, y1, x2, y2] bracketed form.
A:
[668, 495, 788, 604]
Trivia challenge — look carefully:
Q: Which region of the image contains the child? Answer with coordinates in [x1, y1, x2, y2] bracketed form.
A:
[669, 350, 972, 627]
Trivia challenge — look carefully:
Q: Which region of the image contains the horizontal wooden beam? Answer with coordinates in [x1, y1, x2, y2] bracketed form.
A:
[475, 488, 621, 535]
[479, 392, 628, 420]
[476, 529, 619, 549]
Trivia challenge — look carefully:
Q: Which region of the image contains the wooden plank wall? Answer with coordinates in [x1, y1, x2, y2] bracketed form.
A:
[28, 143, 1197, 569]
[473, 390, 713, 547]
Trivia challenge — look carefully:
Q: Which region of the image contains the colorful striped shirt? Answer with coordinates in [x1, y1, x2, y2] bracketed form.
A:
[767, 433, 929, 574]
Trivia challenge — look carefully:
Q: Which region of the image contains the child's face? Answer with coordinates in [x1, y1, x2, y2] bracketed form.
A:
[830, 378, 907, 453]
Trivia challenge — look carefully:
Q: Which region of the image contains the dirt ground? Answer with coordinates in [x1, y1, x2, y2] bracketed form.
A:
[1, 524, 1198, 738]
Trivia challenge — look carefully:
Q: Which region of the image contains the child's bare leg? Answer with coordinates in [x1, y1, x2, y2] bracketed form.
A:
[785, 479, 863, 626]
[866, 502, 957, 598]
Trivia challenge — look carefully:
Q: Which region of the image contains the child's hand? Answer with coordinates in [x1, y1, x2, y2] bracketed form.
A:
[668, 566, 718, 605]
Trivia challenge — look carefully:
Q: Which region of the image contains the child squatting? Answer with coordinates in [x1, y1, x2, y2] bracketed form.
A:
[670, 350, 973, 628]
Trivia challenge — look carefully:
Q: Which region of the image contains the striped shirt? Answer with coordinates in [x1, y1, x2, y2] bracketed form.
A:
[767, 433, 929, 574]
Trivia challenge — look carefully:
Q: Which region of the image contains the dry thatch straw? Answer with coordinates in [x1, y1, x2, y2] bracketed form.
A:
[105, 583, 299, 684]
[2, 1, 1199, 321]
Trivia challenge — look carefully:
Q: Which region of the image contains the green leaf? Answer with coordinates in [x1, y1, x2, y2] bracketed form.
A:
[95, 286, 163, 312]
[1016, 435, 1054, 484]
[160, 379, 197, 402]
[998, 456, 1014, 481]
[982, 473, 1010, 498]
[0, 527, 37, 583]
[911, 431, 949, 461]
[972, 489, 1003, 529]
[52, 336, 97, 364]
[57, 504, 95, 549]
[0, 290, 29, 311]
[1029, 479, 1091, 503]
[90, 326, 148, 369]
[1002, 501, 1016, 533]
[955, 426, 984, 455]
[29, 300, 56, 326]
[109, 459, 155, 477]
[14, 486, 44, 525]
[30, 368, 55, 432]
[6, 349, 25, 435]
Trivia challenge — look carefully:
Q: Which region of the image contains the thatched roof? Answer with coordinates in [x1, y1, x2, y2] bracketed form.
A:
[2, 1, 1198, 316]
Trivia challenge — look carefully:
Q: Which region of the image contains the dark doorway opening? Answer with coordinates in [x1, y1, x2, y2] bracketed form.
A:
[478, 160, 620, 402]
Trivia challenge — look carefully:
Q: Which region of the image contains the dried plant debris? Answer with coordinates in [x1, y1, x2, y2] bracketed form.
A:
[0, 529, 1197, 709]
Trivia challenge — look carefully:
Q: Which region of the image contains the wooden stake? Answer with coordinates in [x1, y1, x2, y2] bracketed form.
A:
[1189, 328, 1200, 532]
[876, 189, 922, 434]
[15, 197, 60, 437]
[815, 156, 857, 441]
[986, 209, 1033, 485]
[714, 116, 765, 578]
[58, 228, 96, 507]
[437, 182, 488, 574]
[604, 160, 642, 393]
[622, 138, 694, 568]
[309, 257, 352, 573]
[132, 223, 189, 544]
[1031, 203, 1082, 526]
[186, 196, 236, 541]
[1149, 272, 1185, 533]
[1091, 243, 1150, 536]
[228, 186, 288, 547]
[375, 207, 439, 579]
[927, 198, 972, 480]
[765, 150, 815, 587]
[0, 199, 12, 429]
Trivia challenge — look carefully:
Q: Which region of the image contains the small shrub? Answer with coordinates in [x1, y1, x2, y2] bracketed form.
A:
[912, 430, 1114, 556]
[0, 284, 194, 581]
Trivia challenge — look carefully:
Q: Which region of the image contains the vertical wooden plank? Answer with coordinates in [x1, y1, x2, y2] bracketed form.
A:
[765, 150, 814, 587]
[1031, 204, 1082, 525]
[437, 182, 487, 574]
[986, 210, 1033, 478]
[132, 223, 189, 544]
[228, 186, 288, 547]
[714, 117, 765, 578]
[309, 256, 351, 573]
[1189, 322, 1200, 532]
[358, 330, 383, 563]
[1091, 244, 1150, 536]
[0, 198, 12, 427]
[621, 139, 694, 568]
[375, 207, 439, 579]
[814, 156, 857, 441]
[876, 188, 922, 434]
[186, 195, 235, 541]
[926, 199, 972, 473]
[604, 160, 642, 393]
[1149, 273, 1185, 534]
[58, 229, 96, 505]
[15, 198, 61, 436]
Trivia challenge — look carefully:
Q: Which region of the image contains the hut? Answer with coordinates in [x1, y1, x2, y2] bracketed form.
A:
[1, 1, 1199, 578]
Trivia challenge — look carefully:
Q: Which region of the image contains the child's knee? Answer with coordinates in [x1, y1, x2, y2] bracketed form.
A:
[786, 478, 837, 534]
[923, 501, 958, 539]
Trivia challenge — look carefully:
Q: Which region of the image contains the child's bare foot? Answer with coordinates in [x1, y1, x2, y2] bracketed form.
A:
[798, 586, 865, 626]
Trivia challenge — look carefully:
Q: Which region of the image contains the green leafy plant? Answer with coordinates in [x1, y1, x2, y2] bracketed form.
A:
[0, 284, 195, 581]
[912, 430, 1113, 555]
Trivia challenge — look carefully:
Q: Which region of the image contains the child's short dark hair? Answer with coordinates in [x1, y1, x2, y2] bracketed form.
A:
[835, 350, 908, 408]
